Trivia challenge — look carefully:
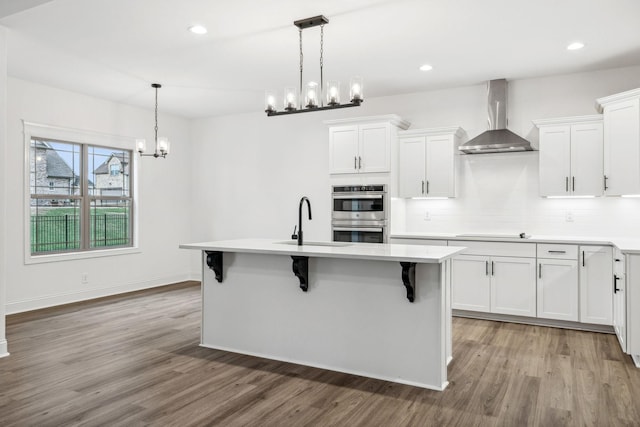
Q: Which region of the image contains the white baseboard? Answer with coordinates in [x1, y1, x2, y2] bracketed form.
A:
[453, 309, 615, 334]
[0, 339, 8, 358]
[6, 274, 194, 315]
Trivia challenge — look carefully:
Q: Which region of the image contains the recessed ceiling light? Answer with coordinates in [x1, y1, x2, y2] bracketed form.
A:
[567, 42, 584, 50]
[419, 64, 433, 71]
[188, 25, 208, 35]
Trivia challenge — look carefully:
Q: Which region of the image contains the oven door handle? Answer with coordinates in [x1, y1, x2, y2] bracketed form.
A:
[333, 227, 384, 232]
[332, 194, 383, 200]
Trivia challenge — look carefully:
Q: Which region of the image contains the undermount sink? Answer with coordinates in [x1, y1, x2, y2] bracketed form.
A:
[275, 240, 352, 247]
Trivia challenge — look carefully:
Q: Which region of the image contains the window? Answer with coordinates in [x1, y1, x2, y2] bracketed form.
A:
[27, 125, 135, 258]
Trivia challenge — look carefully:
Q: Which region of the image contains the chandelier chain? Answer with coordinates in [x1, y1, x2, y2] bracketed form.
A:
[299, 28, 303, 109]
[320, 24, 324, 107]
[154, 86, 159, 146]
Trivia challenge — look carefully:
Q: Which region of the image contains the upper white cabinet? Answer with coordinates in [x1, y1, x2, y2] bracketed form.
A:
[533, 116, 603, 197]
[579, 245, 613, 325]
[397, 127, 463, 198]
[326, 115, 410, 175]
[596, 89, 640, 196]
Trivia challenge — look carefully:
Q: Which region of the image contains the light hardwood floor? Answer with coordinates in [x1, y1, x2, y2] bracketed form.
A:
[1, 281, 639, 426]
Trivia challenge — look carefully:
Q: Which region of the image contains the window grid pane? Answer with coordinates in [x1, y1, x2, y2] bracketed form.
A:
[89, 200, 132, 248]
[30, 139, 81, 196]
[30, 199, 81, 253]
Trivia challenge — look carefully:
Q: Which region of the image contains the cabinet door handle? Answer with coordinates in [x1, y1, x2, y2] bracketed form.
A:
[485, 261, 489, 276]
[358, 156, 362, 169]
[614, 275, 621, 293]
[426, 180, 430, 194]
[539, 263, 542, 279]
[548, 250, 566, 254]
[604, 175, 609, 191]
[572, 176, 575, 192]
[491, 261, 495, 276]
[421, 180, 425, 194]
[582, 251, 585, 267]
[354, 156, 357, 170]
[566, 177, 569, 192]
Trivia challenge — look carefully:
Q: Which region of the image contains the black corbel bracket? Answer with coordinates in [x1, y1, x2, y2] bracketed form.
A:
[400, 262, 416, 302]
[291, 256, 309, 292]
[205, 251, 223, 283]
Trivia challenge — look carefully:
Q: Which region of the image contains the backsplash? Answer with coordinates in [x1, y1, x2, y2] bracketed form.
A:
[392, 151, 640, 238]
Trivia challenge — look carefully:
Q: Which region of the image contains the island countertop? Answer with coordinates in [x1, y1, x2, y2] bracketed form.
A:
[180, 238, 466, 263]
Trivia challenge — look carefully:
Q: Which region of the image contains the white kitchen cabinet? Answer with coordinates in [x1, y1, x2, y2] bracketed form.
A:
[490, 256, 537, 316]
[398, 127, 463, 198]
[626, 255, 640, 367]
[613, 249, 627, 351]
[537, 258, 579, 321]
[596, 89, 640, 196]
[536, 244, 579, 321]
[534, 116, 603, 197]
[326, 115, 410, 175]
[451, 255, 491, 312]
[451, 241, 537, 316]
[579, 245, 613, 325]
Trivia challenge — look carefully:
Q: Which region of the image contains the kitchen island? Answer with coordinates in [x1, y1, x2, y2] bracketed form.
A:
[180, 239, 466, 390]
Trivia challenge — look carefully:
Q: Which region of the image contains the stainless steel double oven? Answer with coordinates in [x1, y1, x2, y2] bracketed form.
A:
[331, 184, 387, 243]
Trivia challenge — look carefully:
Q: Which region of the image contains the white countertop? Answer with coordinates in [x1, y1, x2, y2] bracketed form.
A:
[390, 232, 640, 254]
[180, 238, 466, 263]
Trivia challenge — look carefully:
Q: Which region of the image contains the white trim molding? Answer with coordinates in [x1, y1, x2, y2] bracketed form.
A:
[0, 340, 8, 358]
[22, 121, 141, 264]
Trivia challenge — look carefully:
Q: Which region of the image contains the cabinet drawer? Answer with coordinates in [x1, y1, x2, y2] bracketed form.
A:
[452, 241, 536, 258]
[537, 244, 578, 260]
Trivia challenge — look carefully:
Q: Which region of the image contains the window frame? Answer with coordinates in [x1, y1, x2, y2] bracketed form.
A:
[23, 121, 140, 264]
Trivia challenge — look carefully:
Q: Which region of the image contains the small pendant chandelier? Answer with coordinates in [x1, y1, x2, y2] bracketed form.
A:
[265, 15, 363, 116]
[137, 83, 170, 158]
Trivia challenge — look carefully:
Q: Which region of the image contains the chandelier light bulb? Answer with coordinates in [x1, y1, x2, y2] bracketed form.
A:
[305, 82, 318, 108]
[350, 76, 363, 102]
[284, 87, 297, 111]
[264, 90, 277, 113]
[136, 139, 147, 154]
[326, 80, 340, 105]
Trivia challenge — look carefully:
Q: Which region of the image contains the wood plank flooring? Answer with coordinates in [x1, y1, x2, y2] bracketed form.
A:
[1, 281, 639, 426]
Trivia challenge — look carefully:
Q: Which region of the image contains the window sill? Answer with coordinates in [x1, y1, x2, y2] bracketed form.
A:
[25, 246, 141, 265]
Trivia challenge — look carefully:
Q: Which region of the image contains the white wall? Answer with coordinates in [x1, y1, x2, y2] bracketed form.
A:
[190, 65, 640, 249]
[5, 78, 194, 314]
[0, 26, 8, 356]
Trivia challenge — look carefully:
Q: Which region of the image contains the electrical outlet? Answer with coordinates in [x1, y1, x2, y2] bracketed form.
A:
[565, 211, 574, 222]
[424, 211, 431, 221]
[81, 273, 88, 284]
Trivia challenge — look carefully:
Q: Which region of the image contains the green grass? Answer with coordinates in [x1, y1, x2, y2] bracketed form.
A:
[31, 207, 131, 253]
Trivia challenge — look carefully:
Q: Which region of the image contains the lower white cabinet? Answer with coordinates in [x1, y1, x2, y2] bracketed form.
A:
[613, 249, 627, 351]
[490, 257, 537, 316]
[579, 246, 613, 325]
[451, 255, 491, 312]
[537, 258, 579, 321]
[452, 255, 536, 316]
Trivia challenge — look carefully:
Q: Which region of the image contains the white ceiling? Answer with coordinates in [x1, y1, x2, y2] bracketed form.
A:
[2, 0, 640, 119]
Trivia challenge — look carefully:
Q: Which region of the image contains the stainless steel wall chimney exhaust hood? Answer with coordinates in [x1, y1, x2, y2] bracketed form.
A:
[459, 79, 534, 154]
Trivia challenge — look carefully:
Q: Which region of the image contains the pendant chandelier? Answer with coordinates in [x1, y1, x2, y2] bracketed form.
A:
[264, 15, 363, 117]
[136, 83, 170, 158]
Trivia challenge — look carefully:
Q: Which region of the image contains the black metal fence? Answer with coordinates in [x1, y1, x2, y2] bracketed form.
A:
[31, 213, 130, 253]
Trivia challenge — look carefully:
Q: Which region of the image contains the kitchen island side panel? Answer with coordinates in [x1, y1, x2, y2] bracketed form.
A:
[200, 251, 448, 390]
